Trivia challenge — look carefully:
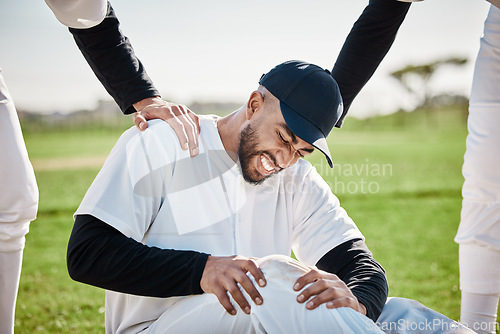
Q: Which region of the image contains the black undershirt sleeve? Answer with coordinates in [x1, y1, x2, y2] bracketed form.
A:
[332, 0, 411, 127]
[67, 214, 209, 297]
[316, 238, 388, 322]
[69, 2, 160, 115]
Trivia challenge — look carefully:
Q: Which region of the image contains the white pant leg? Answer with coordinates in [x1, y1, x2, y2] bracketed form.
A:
[0, 70, 38, 252]
[0, 71, 38, 334]
[144, 254, 383, 334]
[459, 244, 500, 296]
[460, 291, 499, 334]
[143, 293, 260, 334]
[144, 256, 473, 334]
[249, 255, 383, 334]
[456, 4, 500, 249]
[454, 5, 500, 332]
[0, 250, 23, 334]
[459, 244, 500, 334]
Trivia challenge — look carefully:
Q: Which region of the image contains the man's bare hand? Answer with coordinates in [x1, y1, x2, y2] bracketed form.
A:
[293, 267, 366, 315]
[133, 97, 200, 157]
[200, 255, 266, 315]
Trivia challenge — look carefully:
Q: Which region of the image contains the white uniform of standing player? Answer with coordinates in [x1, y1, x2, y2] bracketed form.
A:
[0, 71, 39, 334]
[0, 1, 106, 333]
[455, 3, 500, 334]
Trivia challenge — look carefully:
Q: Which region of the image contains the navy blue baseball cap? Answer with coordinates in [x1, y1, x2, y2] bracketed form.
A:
[259, 60, 343, 168]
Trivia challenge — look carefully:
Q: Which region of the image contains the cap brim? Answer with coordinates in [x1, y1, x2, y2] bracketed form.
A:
[279, 101, 333, 168]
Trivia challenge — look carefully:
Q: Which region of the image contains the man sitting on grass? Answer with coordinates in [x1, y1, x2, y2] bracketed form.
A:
[67, 60, 472, 334]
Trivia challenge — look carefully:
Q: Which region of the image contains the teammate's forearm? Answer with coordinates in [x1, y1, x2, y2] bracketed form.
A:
[67, 214, 209, 297]
[69, 2, 160, 115]
[332, 0, 411, 127]
[315, 238, 388, 321]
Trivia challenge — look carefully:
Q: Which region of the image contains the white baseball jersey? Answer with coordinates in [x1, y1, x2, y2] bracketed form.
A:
[75, 116, 363, 333]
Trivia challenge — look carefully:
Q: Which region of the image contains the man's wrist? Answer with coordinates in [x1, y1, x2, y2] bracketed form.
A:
[133, 96, 162, 112]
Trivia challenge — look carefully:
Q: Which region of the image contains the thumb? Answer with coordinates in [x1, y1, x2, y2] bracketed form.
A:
[134, 113, 148, 131]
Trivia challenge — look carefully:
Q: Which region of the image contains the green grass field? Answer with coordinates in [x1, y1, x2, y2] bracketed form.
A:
[14, 106, 497, 332]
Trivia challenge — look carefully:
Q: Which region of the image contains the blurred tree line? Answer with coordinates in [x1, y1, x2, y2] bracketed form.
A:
[18, 56, 469, 133]
[390, 56, 469, 124]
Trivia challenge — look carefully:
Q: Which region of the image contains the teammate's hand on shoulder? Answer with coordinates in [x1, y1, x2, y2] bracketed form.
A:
[293, 267, 366, 315]
[133, 96, 200, 157]
[200, 255, 266, 316]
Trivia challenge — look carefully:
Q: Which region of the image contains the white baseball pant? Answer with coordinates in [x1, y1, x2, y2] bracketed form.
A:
[454, 4, 500, 334]
[142, 255, 470, 334]
[0, 71, 38, 334]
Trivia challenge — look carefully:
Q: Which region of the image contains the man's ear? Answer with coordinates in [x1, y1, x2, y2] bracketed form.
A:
[245, 91, 264, 120]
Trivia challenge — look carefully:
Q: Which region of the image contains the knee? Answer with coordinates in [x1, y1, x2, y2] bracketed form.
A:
[254, 254, 310, 288]
[0, 221, 30, 252]
[0, 185, 39, 225]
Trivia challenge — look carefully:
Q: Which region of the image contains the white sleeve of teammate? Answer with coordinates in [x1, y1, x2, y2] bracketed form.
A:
[290, 162, 364, 265]
[44, 0, 107, 29]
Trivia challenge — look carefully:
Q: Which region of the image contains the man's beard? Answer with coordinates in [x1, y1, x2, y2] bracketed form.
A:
[238, 123, 281, 185]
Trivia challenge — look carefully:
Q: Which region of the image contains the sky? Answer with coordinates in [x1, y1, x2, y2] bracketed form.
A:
[0, 1, 492, 118]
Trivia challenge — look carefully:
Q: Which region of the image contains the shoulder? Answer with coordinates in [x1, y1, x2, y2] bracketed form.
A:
[140, 115, 217, 146]
[115, 115, 218, 164]
[104, 120, 187, 179]
[142, 119, 181, 145]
